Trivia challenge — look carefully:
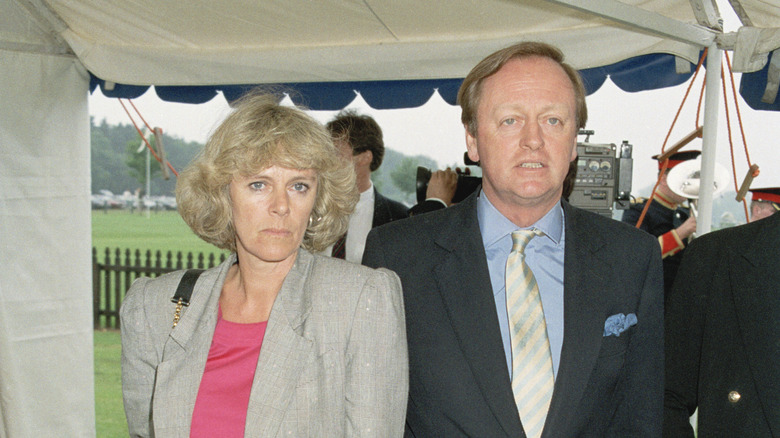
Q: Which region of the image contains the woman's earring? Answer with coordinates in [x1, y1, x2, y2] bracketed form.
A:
[308, 215, 321, 228]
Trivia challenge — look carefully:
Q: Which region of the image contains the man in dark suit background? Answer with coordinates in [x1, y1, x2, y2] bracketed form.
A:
[325, 111, 408, 263]
[664, 211, 780, 437]
[363, 41, 664, 437]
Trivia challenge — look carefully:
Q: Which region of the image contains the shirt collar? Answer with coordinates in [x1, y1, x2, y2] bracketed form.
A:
[477, 190, 564, 248]
[359, 181, 375, 201]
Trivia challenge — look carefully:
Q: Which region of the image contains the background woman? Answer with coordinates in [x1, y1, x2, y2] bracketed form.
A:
[120, 92, 408, 437]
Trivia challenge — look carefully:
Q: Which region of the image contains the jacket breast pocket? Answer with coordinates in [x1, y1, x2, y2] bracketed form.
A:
[598, 325, 634, 358]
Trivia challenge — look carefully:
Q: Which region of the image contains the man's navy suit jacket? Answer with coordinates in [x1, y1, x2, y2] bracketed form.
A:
[363, 191, 664, 437]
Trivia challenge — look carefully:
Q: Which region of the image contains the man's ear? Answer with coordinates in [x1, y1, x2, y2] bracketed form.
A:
[357, 150, 372, 167]
[570, 138, 578, 161]
[465, 126, 480, 163]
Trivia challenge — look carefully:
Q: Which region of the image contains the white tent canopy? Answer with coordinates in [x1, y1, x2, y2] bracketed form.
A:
[7, 0, 778, 85]
[2, 0, 780, 435]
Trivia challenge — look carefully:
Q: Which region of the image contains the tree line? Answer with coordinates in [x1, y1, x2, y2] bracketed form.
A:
[90, 117, 439, 205]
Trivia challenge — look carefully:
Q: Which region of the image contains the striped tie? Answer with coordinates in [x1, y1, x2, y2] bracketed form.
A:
[332, 233, 346, 259]
[506, 228, 554, 438]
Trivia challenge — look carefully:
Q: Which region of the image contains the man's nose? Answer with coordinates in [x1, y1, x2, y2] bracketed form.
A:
[521, 122, 544, 150]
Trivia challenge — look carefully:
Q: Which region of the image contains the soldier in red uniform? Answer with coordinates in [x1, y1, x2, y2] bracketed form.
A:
[748, 186, 780, 221]
[621, 150, 700, 302]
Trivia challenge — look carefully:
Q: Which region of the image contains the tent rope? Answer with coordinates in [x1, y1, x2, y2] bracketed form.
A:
[634, 49, 708, 229]
[118, 98, 179, 178]
[635, 48, 760, 228]
[722, 52, 758, 221]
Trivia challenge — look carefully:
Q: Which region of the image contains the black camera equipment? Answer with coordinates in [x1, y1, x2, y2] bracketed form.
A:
[416, 153, 482, 204]
[416, 132, 633, 217]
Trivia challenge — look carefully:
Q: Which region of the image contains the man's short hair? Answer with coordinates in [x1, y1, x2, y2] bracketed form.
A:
[457, 41, 588, 136]
[326, 110, 385, 172]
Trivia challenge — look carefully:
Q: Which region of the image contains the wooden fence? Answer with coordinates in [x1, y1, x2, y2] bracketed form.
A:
[92, 247, 228, 329]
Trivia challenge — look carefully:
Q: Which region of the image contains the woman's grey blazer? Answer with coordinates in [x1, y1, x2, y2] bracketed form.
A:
[120, 249, 408, 437]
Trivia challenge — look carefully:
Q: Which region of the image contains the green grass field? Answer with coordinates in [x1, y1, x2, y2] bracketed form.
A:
[95, 329, 128, 437]
[92, 210, 227, 259]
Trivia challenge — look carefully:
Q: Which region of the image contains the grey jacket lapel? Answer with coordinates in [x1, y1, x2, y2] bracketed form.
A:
[432, 194, 523, 436]
[244, 249, 315, 437]
[153, 257, 232, 435]
[545, 203, 612, 436]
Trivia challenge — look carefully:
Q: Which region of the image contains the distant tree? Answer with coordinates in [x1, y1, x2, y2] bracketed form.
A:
[91, 118, 440, 203]
[390, 157, 419, 196]
[371, 167, 385, 193]
[125, 136, 160, 188]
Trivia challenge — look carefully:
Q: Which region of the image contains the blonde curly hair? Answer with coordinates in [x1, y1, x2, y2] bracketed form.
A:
[176, 91, 357, 253]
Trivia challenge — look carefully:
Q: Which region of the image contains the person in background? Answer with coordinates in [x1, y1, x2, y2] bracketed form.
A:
[363, 41, 663, 437]
[621, 150, 700, 300]
[408, 167, 459, 215]
[664, 211, 780, 437]
[748, 186, 779, 221]
[121, 92, 407, 437]
[411, 158, 576, 216]
[324, 111, 408, 263]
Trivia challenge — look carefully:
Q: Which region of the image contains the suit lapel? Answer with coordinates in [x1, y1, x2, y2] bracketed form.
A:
[153, 258, 230, 434]
[372, 188, 389, 228]
[730, 216, 780, 434]
[432, 195, 523, 436]
[244, 249, 315, 437]
[545, 204, 612, 436]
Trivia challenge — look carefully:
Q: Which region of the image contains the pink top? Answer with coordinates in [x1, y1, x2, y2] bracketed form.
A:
[190, 308, 267, 437]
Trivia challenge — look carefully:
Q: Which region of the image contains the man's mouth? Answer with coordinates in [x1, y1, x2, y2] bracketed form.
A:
[520, 162, 543, 168]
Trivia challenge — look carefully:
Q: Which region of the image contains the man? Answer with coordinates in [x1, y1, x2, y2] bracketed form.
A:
[664, 211, 780, 437]
[621, 150, 699, 299]
[748, 186, 779, 221]
[363, 42, 663, 437]
[408, 167, 459, 216]
[325, 111, 408, 263]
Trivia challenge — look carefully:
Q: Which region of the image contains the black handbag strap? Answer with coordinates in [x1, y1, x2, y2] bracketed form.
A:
[170, 269, 204, 328]
[171, 269, 204, 306]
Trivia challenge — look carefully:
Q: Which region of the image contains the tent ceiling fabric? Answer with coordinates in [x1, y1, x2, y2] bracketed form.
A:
[48, 0, 709, 85]
[4, 0, 780, 110]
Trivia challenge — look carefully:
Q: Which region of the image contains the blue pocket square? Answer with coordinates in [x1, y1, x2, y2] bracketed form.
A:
[603, 313, 637, 337]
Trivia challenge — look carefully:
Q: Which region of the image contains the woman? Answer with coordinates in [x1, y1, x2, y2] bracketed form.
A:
[120, 92, 408, 437]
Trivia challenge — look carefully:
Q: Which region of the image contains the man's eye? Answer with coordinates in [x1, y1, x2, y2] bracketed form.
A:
[502, 118, 516, 126]
[547, 117, 561, 126]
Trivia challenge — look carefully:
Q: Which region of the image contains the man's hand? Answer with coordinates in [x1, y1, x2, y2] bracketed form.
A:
[676, 214, 697, 240]
[426, 168, 459, 206]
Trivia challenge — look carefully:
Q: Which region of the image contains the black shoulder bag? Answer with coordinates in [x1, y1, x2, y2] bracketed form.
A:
[171, 269, 204, 328]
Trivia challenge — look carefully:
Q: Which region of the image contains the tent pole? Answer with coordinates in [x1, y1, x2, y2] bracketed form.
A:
[698, 43, 722, 236]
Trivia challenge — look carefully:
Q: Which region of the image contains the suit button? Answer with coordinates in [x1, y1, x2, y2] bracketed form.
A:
[728, 391, 741, 403]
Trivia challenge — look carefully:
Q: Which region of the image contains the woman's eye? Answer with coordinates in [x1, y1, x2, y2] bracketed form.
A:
[292, 182, 309, 192]
[249, 181, 266, 190]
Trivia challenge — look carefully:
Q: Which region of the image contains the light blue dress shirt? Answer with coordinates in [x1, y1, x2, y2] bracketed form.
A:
[477, 192, 565, 378]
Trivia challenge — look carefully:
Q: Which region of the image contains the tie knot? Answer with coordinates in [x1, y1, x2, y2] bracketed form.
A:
[511, 228, 543, 252]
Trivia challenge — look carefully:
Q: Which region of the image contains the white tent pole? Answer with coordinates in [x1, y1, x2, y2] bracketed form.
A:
[698, 43, 723, 236]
